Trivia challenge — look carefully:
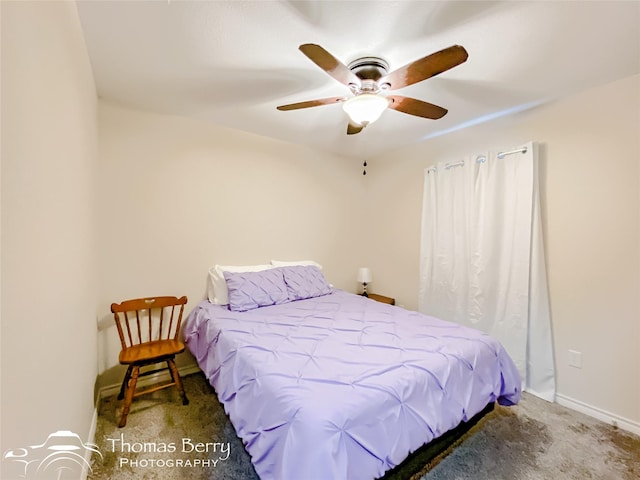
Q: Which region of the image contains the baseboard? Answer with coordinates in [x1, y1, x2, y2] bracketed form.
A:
[556, 393, 640, 436]
[97, 363, 203, 399]
[81, 406, 99, 480]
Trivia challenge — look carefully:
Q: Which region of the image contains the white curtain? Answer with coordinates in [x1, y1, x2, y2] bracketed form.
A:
[419, 141, 555, 401]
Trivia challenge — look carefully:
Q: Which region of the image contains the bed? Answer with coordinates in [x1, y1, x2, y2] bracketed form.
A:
[184, 265, 521, 480]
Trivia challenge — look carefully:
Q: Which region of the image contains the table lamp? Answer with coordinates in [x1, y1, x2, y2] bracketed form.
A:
[357, 267, 372, 297]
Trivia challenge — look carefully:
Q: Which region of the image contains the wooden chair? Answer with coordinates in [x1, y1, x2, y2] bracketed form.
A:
[111, 295, 190, 427]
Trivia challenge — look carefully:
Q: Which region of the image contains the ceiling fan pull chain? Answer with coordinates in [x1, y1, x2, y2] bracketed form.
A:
[363, 160, 367, 175]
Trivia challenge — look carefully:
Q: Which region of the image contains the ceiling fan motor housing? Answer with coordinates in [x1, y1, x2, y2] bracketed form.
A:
[347, 57, 389, 93]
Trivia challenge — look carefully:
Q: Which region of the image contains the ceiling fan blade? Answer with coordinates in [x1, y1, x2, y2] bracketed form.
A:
[381, 45, 468, 90]
[299, 44, 361, 88]
[277, 96, 346, 111]
[387, 95, 448, 119]
[347, 123, 364, 135]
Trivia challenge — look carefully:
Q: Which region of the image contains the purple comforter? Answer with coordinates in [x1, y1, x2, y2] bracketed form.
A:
[184, 290, 521, 480]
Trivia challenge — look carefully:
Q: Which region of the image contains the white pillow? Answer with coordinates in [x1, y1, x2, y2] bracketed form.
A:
[270, 259, 323, 270]
[207, 264, 273, 305]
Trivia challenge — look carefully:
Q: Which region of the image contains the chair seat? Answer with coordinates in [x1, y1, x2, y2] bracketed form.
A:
[119, 339, 185, 365]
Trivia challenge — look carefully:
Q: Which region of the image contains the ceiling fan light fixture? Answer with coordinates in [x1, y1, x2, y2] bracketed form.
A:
[342, 94, 389, 126]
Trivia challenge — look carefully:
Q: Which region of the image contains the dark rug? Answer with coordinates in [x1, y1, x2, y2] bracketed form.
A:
[89, 372, 639, 480]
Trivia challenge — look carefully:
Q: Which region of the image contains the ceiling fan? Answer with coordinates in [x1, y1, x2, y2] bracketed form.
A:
[277, 43, 469, 135]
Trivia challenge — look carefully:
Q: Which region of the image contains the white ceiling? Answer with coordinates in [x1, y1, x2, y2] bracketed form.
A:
[77, 1, 640, 160]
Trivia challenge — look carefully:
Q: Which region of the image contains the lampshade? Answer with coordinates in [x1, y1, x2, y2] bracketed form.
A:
[357, 267, 372, 284]
[342, 94, 389, 126]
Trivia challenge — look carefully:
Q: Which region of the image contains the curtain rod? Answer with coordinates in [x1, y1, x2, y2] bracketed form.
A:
[445, 160, 464, 170]
[445, 155, 486, 169]
[428, 147, 527, 173]
[497, 146, 527, 159]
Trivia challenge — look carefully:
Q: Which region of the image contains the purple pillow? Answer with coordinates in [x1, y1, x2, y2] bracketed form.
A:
[280, 265, 333, 301]
[223, 268, 289, 312]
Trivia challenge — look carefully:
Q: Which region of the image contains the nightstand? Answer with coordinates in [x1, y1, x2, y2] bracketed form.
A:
[366, 293, 395, 305]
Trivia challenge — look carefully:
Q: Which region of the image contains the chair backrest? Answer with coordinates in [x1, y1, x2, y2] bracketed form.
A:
[111, 296, 188, 350]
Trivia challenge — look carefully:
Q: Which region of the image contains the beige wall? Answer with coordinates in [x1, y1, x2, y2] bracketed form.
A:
[364, 75, 640, 426]
[2, 1, 637, 448]
[1, 0, 98, 455]
[95, 102, 368, 386]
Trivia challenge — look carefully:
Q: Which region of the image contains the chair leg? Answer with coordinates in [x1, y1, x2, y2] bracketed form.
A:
[167, 358, 189, 406]
[118, 366, 133, 400]
[119, 365, 139, 428]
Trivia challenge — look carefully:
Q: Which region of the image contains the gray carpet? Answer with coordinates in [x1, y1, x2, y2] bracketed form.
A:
[89, 372, 639, 480]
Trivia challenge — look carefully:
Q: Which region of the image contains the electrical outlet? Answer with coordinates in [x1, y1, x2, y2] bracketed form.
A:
[568, 350, 582, 368]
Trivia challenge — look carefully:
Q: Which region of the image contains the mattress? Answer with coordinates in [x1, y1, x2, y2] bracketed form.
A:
[184, 290, 521, 480]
